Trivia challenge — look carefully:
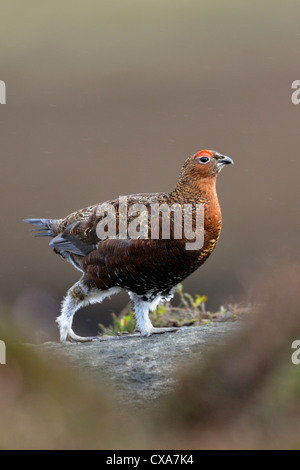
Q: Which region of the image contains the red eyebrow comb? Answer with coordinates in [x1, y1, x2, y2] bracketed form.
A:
[196, 150, 214, 158]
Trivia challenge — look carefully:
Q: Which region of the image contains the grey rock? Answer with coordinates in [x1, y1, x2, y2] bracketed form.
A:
[35, 322, 241, 405]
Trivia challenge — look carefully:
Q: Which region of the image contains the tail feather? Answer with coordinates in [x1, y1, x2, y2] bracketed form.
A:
[23, 218, 57, 237]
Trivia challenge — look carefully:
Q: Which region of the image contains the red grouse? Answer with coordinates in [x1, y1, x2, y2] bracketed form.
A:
[24, 150, 233, 343]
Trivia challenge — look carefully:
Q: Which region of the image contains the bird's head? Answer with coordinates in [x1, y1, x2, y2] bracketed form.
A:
[175, 149, 234, 196]
[185, 150, 234, 179]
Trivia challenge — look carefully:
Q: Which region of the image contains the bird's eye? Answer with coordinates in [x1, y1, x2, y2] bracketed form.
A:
[198, 156, 210, 164]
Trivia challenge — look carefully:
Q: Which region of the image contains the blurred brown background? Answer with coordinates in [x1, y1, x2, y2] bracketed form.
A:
[1, 0, 300, 340]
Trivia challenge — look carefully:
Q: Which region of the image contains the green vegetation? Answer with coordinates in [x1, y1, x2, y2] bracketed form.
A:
[99, 284, 247, 335]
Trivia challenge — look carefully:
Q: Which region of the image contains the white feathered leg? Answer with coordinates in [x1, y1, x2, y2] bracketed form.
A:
[56, 281, 121, 343]
[129, 292, 179, 337]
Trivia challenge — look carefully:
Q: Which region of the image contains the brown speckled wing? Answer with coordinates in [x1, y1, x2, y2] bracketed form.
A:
[52, 193, 166, 251]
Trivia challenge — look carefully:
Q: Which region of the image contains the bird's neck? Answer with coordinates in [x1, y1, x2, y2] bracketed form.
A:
[172, 174, 218, 204]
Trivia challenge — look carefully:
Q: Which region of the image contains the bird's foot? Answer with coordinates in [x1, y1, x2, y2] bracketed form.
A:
[61, 332, 101, 344]
[141, 326, 181, 337]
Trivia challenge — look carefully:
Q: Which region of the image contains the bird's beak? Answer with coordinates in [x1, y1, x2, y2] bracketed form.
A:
[215, 154, 234, 168]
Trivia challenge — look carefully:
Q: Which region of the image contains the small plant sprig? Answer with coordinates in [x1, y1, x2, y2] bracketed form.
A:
[99, 312, 136, 336]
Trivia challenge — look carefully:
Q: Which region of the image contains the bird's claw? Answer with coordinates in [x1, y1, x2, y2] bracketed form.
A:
[142, 326, 181, 336]
[61, 334, 102, 344]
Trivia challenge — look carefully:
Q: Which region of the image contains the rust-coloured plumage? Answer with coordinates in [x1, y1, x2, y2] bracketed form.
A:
[24, 150, 233, 342]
